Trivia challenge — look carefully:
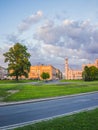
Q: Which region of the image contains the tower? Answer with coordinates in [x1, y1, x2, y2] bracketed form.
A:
[65, 58, 69, 79]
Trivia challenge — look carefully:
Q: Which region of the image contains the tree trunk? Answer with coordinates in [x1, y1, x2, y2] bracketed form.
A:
[16, 74, 18, 81]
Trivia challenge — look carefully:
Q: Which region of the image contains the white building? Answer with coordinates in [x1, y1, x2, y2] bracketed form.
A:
[65, 58, 82, 80]
[0, 66, 8, 79]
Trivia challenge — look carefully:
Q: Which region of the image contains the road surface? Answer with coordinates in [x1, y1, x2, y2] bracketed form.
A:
[0, 92, 98, 129]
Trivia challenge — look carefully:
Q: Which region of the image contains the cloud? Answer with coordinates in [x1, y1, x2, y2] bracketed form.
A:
[33, 19, 98, 69]
[6, 33, 20, 44]
[34, 19, 97, 49]
[34, 20, 63, 45]
[2, 11, 98, 71]
[18, 11, 43, 32]
[34, 19, 94, 49]
[0, 44, 10, 67]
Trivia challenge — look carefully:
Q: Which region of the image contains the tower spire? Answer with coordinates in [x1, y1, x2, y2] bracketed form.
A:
[65, 58, 68, 79]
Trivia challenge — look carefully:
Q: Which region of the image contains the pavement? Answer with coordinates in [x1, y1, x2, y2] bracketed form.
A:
[0, 91, 98, 130]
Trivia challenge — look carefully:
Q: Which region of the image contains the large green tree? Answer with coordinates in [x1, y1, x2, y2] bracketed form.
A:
[3, 43, 31, 81]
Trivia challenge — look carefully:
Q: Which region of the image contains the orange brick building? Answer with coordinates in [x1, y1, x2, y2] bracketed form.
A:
[65, 58, 98, 80]
[8, 65, 62, 80]
[29, 65, 62, 80]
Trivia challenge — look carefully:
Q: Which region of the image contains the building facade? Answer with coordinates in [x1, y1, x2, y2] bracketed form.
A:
[0, 66, 7, 79]
[29, 65, 62, 80]
[65, 58, 82, 80]
[65, 58, 98, 80]
[82, 59, 98, 70]
[8, 65, 62, 80]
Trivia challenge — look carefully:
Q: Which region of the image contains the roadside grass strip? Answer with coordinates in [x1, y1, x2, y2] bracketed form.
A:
[0, 80, 98, 102]
[11, 107, 98, 130]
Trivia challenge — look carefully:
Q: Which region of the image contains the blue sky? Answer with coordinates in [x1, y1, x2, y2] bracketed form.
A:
[0, 0, 98, 72]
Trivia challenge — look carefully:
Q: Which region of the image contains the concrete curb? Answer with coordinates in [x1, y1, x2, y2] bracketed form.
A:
[0, 91, 98, 107]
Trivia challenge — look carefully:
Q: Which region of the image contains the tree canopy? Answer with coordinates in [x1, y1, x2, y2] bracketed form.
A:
[3, 43, 31, 80]
[82, 66, 98, 81]
[41, 72, 50, 80]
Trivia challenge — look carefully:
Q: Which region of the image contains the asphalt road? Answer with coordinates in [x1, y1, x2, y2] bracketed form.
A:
[0, 92, 98, 129]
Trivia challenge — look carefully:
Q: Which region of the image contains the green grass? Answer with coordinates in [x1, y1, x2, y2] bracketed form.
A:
[0, 79, 39, 84]
[60, 79, 83, 82]
[0, 80, 98, 102]
[15, 108, 98, 130]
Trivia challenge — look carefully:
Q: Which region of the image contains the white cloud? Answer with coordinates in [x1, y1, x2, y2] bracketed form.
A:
[6, 33, 20, 44]
[34, 20, 63, 45]
[33, 19, 98, 69]
[0, 45, 10, 67]
[2, 12, 98, 71]
[63, 19, 73, 25]
[18, 11, 43, 32]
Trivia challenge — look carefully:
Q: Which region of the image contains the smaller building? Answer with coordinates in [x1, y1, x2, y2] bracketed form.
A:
[65, 58, 98, 80]
[56, 68, 62, 80]
[82, 59, 98, 70]
[29, 65, 62, 80]
[0, 66, 8, 79]
[65, 58, 82, 80]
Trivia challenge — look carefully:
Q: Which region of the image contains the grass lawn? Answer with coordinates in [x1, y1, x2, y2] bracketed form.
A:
[15, 108, 98, 130]
[0, 80, 98, 102]
[0, 79, 38, 84]
[60, 79, 82, 82]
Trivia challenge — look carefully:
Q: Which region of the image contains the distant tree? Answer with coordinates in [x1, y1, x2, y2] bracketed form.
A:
[3, 43, 31, 81]
[82, 66, 91, 81]
[41, 72, 50, 81]
[82, 66, 98, 81]
[89, 66, 98, 80]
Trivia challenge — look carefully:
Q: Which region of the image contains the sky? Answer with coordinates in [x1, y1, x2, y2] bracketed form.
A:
[0, 0, 98, 72]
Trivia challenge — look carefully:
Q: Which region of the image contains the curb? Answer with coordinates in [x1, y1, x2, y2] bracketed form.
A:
[1, 105, 98, 130]
[0, 91, 98, 107]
